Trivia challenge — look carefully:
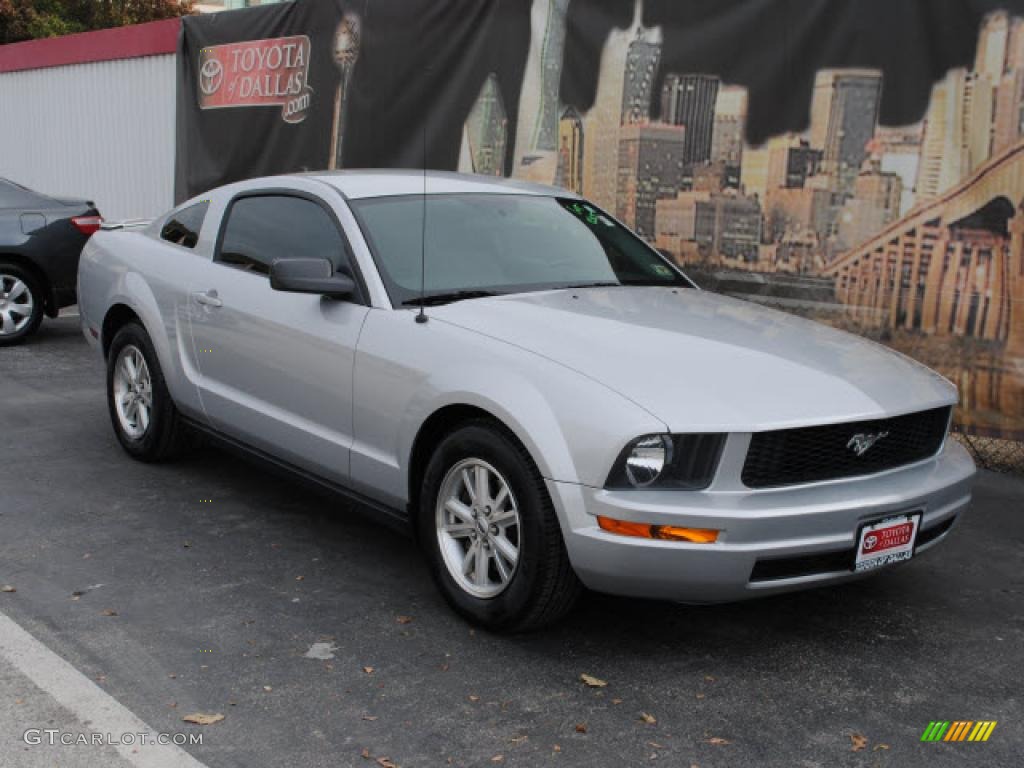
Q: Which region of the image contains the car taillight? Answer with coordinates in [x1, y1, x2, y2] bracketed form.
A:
[71, 215, 103, 235]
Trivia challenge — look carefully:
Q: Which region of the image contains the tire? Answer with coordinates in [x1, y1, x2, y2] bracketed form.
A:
[106, 322, 188, 462]
[0, 262, 45, 346]
[419, 420, 581, 631]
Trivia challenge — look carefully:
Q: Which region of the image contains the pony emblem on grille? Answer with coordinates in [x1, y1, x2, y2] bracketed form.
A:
[847, 431, 889, 457]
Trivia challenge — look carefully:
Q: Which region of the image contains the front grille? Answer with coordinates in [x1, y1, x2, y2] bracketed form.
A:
[742, 407, 951, 489]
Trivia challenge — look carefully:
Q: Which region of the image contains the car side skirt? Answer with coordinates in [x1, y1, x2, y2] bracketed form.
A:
[181, 416, 412, 535]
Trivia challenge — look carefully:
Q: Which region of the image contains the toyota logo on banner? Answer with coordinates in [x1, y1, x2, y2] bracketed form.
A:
[197, 35, 313, 124]
[199, 58, 224, 96]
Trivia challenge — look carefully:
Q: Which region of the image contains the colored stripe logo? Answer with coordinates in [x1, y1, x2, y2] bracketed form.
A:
[921, 721, 997, 742]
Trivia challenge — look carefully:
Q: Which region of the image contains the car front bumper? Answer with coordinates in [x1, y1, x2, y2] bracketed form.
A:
[548, 438, 975, 603]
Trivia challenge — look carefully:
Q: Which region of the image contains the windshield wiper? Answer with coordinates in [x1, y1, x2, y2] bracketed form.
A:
[401, 290, 499, 307]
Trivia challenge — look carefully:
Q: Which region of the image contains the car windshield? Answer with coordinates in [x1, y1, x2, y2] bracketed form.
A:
[349, 193, 694, 305]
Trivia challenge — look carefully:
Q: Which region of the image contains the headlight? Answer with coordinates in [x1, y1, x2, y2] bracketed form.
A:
[624, 435, 672, 487]
[606, 433, 726, 490]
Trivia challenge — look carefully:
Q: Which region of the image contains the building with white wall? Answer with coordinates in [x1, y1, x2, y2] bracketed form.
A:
[0, 20, 179, 220]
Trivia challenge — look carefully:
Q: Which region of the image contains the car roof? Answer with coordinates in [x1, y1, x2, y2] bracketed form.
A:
[309, 170, 577, 200]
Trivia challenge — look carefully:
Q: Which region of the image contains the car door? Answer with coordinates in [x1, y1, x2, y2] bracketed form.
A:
[188, 190, 370, 485]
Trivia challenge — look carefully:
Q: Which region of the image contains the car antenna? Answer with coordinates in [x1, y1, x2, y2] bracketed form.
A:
[415, 105, 429, 324]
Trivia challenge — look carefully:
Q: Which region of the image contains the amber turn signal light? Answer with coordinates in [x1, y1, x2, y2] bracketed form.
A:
[597, 516, 719, 543]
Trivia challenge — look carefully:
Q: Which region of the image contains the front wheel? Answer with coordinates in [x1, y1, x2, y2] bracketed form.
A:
[106, 322, 187, 461]
[419, 420, 581, 631]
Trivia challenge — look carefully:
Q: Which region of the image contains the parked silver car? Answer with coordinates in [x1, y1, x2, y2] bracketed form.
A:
[77, 171, 975, 630]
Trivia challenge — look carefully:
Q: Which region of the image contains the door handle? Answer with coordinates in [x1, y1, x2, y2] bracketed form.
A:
[194, 290, 222, 308]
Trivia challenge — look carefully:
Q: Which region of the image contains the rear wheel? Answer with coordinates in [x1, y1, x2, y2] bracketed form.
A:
[419, 420, 581, 631]
[107, 322, 187, 461]
[0, 263, 44, 346]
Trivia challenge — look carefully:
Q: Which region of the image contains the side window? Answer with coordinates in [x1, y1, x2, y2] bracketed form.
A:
[160, 202, 209, 249]
[217, 194, 352, 277]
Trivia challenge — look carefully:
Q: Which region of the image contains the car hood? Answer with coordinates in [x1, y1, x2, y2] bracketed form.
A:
[431, 287, 957, 432]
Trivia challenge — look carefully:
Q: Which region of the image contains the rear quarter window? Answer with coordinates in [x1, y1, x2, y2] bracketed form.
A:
[160, 202, 210, 249]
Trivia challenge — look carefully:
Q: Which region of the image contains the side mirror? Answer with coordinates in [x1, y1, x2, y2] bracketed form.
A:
[270, 258, 355, 299]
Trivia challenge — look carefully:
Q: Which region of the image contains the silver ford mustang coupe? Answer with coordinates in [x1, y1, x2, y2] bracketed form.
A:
[77, 171, 975, 630]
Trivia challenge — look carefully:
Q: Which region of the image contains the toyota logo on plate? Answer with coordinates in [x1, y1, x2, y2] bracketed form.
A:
[199, 58, 224, 96]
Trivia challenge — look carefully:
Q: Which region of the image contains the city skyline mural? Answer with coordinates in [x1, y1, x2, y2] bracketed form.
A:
[178, 0, 1024, 447]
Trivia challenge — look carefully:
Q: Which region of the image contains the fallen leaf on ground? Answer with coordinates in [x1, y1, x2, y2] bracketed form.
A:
[182, 713, 224, 725]
[850, 733, 868, 752]
[510, 735, 528, 744]
[101, 609, 118, 616]
[873, 744, 890, 751]
[14, 698, 23, 705]
[1, 585, 15, 593]
[553, 744, 561, 752]
[611, 698, 623, 705]
[706, 737, 730, 746]
[580, 674, 607, 688]
[468, 694, 480, 702]
[491, 756, 504, 763]
[640, 712, 657, 725]
[361, 748, 371, 759]
[575, 723, 587, 733]
[263, 686, 272, 692]
[695, 693, 705, 699]
[168, 673, 177, 679]
[647, 741, 664, 748]
[396, 616, 413, 624]
[376, 758, 398, 768]
[362, 715, 378, 721]
[295, 575, 304, 581]
[363, 666, 374, 675]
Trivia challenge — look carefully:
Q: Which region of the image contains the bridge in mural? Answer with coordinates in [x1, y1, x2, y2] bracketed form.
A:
[823, 139, 1024, 358]
[823, 139, 1024, 438]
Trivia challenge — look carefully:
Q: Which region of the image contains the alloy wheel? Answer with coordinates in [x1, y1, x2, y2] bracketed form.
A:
[113, 344, 153, 439]
[436, 457, 522, 598]
[0, 274, 35, 336]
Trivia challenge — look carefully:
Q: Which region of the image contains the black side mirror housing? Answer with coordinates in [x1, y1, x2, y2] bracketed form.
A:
[270, 258, 355, 299]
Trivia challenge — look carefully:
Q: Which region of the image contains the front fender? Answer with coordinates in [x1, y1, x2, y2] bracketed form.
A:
[351, 310, 667, 511]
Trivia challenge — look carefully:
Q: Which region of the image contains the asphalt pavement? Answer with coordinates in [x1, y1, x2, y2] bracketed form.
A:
[1, 315, 1021, 767]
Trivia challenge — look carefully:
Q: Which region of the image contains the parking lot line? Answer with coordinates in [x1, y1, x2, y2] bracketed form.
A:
[0, 609, 209, 768]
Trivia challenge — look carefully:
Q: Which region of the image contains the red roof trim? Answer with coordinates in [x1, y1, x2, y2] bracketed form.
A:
[0, 18, 180, 74]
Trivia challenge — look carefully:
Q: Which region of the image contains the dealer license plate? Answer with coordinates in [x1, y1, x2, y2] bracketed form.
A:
[854, 512, 921, 573]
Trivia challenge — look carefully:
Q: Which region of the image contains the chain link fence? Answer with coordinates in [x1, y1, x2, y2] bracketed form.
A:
[952, 429, 1024, 476]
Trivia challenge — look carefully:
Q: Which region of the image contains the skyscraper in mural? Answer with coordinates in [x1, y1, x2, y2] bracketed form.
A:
[464, 74, 509, 176]
[578, 5, 660, 211]
[621, 31, 661, 124]
[808, 70, 882, 193]
[616, 122, 685, 239]
[527, 0, 571, 154]
[556, 106, 584, 194]
[661, 74, 720, 164]
[711, 85, 747, 169]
